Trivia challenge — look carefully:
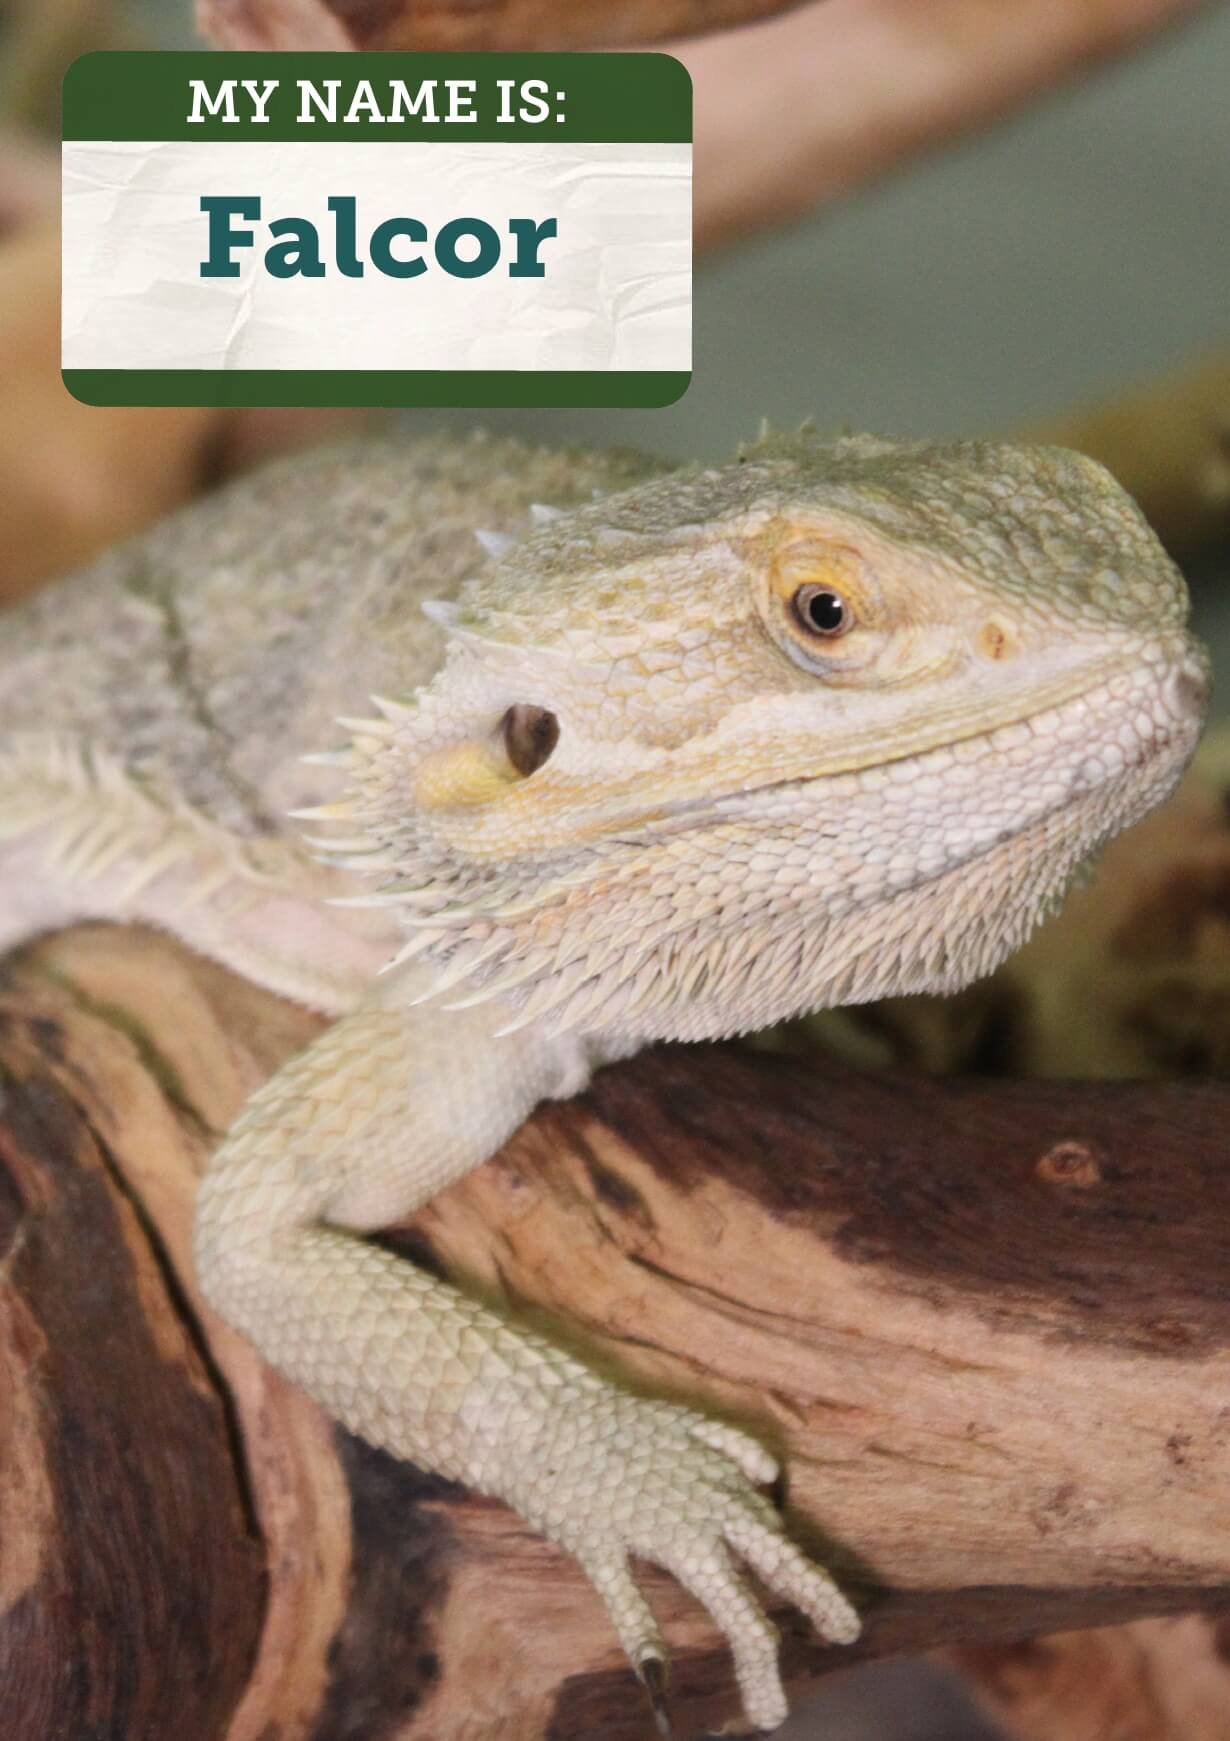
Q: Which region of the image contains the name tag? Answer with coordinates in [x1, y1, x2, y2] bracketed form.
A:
[62, 53, 692, 409]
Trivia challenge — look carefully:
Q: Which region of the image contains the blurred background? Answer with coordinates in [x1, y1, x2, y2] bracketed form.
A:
[416, 6, 1230, 462]
[1, 2, 1228, 1737]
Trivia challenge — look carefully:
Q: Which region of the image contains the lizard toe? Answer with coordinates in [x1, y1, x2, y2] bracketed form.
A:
[666, 1541, 787, 1733]
[637, 1654, 674, 1739]
[687, 1415, 780, 1486]
[722, 1514, 861, 1646]
[580, 1549, 669, 1722]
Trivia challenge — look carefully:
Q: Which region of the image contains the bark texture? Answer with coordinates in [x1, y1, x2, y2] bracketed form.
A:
[197, 0, 806, 50]
[1, 919, 1227, 1740]
[955, 1615, 1230, 1741]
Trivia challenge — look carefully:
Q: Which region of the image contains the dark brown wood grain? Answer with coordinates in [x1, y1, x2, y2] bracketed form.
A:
[0, 925, 1227, 1740]
[0, 1002, 264, 1741]
[583, 1055, 1230, 1355]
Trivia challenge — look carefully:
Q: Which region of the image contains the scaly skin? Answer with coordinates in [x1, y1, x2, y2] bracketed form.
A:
[0, 429, 1209, 1730]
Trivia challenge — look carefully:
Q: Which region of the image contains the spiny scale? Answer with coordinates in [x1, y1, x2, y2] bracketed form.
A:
[336, 714, 397, 741]
[287, 802, 355, 822]
[370, 694, 416, 722]
[473, 500, 568, 564]
[300, 749, 353, 769]
[421, 597, 463, 627]
[475, 529, 516, 560]
[379, 928, 447, 974]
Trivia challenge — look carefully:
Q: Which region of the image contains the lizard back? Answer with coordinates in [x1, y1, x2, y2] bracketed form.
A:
[0, 432, 668, 836]
[0, 433, 669, 1003]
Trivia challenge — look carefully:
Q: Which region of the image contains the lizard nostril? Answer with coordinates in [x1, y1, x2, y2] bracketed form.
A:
[502, 704, 560, 777]
[976, 619, 1016, 662]
[1169, 650, 1211, 723]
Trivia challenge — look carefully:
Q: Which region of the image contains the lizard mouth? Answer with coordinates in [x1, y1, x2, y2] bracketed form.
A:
[606, 635, 1210, 840]
[353, 640, 1206, 1038]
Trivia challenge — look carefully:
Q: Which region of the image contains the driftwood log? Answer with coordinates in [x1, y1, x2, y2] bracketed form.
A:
[2, 920, 1228, 1740]
[197, 0, 808, 51]
[195, 0, 1210, 252]
[953, 1615, 1230, 1741]
[0, 220, 223, 604]
[0, 215, 371, 605]
[676, 0, 1208, 250]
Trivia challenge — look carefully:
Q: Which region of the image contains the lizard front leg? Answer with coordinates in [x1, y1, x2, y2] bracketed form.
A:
[194, 986, 859, 1730]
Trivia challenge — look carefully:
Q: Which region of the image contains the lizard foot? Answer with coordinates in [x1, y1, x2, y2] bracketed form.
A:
[519, 1392, 860, 1733]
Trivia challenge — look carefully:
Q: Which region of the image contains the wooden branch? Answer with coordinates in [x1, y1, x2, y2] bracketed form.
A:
[0, 217, 372, 604]
[0, 220, 224, 606]
[194, 0, 1209, 245]
[3, 922, 1228, 1739]
[952, 1616, 1230, 1741]
[195, 0, 808, 51]
[0, 131, 58, 232]
[672, 0, 1207, 250]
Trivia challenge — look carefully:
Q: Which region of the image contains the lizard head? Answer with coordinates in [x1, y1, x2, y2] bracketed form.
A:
[327, 431, 1209, 1042]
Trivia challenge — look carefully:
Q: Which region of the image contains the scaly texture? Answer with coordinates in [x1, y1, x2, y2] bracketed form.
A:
[0, 429, 1209, 1732]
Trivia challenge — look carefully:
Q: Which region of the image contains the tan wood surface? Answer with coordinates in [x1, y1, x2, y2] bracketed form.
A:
[2, 917, 1227, 1738]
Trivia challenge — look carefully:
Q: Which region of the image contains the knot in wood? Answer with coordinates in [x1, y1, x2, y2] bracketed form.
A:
[1035, 1140, 1102, 1189]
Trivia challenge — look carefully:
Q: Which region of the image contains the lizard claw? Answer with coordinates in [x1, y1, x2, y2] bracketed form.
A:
[532, 1397, 859, 1734]
[637, 1655, 674, 1739]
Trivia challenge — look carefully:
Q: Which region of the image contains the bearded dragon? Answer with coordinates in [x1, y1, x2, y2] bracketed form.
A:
[0, 429, 1208, 1733]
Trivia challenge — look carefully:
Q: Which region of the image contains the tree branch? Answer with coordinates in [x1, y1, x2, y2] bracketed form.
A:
[952, 1615, 1230, 1741]
[2, 922, 1227, 1739]
[194, 0, 809, 52]
[193, 0, 1210, 253]
[0, 217, 371, 604]
[676, 0, 1208, 251]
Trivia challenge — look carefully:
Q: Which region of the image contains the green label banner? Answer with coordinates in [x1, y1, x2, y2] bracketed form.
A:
[62, 52, 692, 408]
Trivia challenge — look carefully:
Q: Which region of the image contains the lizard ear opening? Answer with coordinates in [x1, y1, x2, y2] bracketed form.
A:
[411, 704, 559, 813]
[501, 704, 559, 778]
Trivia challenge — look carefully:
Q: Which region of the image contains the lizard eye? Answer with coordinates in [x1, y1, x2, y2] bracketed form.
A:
[793, 585, 853, 638]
